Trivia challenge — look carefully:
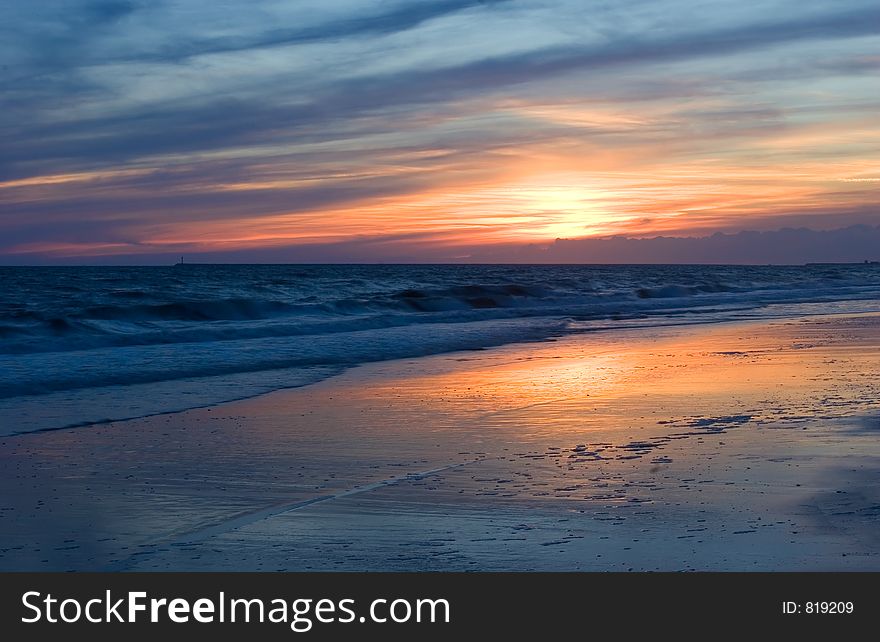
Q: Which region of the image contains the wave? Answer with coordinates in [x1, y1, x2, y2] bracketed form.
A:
[636, 282, 739, 298]
[0, 317, 570, 400]
[3, 269, 880, 356]
[82, 298, 299, 322]
[3, 263, 880, 433]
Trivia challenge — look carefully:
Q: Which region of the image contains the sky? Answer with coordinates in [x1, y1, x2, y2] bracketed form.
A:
[1, 0, 878, 264]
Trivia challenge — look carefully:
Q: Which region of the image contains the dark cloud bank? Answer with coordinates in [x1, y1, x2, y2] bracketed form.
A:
[7, 225, 877, 265]
[199, 224, 880, 265]
[502, 225, 880, 265]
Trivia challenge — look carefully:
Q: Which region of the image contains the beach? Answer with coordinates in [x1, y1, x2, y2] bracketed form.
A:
[2, 311, 878, 571]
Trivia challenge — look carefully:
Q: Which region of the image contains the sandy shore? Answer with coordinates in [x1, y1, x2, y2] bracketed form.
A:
[2, 313, 879, 571]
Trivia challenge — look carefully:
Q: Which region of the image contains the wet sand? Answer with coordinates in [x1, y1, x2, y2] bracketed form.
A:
[2, 313, 879, 571]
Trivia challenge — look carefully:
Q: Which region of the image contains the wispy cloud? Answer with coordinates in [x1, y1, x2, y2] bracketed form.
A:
[1, 0, 878, 262]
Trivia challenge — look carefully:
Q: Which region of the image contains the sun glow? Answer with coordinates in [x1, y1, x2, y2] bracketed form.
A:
[501, 179, 621, 238]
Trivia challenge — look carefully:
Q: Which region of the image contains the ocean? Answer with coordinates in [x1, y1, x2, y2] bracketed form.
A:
[3, 263, 880, 435]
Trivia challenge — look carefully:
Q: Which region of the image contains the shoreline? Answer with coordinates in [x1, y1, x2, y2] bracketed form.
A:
[2, 312, 879, 571]
[6, 303, 880, 437]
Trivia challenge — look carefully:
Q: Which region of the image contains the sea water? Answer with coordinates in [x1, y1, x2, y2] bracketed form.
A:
[2, 263, 880, 434]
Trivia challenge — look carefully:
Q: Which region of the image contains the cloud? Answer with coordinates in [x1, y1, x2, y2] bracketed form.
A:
[83, 1, 139, 23]
[506, 225, 880, 265]
[6, 225, 879, 266]
[1, 1, 879, 262]
[6, 3, 879, 155]
[137, 0, 516, 63]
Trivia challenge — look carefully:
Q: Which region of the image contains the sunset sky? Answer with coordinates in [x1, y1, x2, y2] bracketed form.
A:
[1, 0, 878, 263]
